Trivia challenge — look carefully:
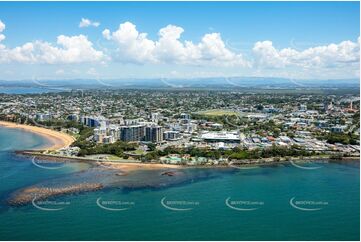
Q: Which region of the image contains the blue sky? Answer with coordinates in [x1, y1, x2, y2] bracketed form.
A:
[0, 1, 359, 80]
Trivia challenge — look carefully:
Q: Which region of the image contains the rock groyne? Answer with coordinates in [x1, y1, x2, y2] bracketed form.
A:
[8, 183, 103, 206]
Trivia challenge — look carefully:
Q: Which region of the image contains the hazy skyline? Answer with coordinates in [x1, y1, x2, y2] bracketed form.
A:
[0, 1, 359, 80]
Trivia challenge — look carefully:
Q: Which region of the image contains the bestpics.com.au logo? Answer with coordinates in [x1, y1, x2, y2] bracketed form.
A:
[96, 197, 135, 211]
[225, 197, 264, 211]
[161, 197, 200, 211]
[32, 196, 70, 211]
[31, 156, 66, 170]
[290, 197, 328, 211]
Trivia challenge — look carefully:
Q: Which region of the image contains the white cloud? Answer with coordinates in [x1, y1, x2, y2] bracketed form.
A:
[55, 69, 65, 75]
[253, 39, 360, 69]
[103, 21, 249, 67]
[102, 29, 111, 40]
[0, 34, 105, 64]
[87, 67, 97, 75]
[252, 41, 288, 68]
[0, 20, 5, 32]
[0, 20, 6, 43]
[107, 21, 156, 63]
[0, 19, 359, 79]
[154, 25, 188, 62]
[198, 33, 243, 64]
[37, 35, 105, 64]
[0, 21, 104, 64]
[79, 18, 100, 28]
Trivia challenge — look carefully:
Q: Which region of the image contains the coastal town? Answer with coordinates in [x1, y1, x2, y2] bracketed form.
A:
[0, 89, 359, 166]
[0, 1, 360, 241]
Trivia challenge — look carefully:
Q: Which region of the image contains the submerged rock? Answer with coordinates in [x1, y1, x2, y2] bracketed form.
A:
[8, 183, 103, 206]
[161, 171, 177, 176]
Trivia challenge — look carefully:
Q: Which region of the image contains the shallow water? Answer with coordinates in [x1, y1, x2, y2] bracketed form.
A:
[0, 127, 359, 240]
[0, 87, 59, 94]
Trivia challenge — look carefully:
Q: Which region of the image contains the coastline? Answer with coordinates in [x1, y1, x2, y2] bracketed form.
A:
[99, 161, 183, 172]
[17, 150, 360, 171]
[9, 150, 359, 206]
[17, 150, 185, 171]
[0, 121, 75, 150]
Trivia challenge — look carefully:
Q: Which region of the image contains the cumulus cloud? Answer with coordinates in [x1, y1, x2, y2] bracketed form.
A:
[103, 21, 249, 67]
[0, 19, 359, 79]
[0, 20, 5, 32]
[102, 29, 111, 40]
[253, 39, 360, 69]
[0, 20, 5, 43]
[79, 18, 100, 28]
[102, 22, 156, 63]
[36, 35, 105, 64]
[0, 33, 105, 64]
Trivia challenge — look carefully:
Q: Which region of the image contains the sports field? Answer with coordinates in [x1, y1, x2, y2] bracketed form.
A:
[195, 109, 239, 116]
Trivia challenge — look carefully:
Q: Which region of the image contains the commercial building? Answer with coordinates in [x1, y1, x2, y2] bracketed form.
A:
[81, 116, 109, 127]
[108, 125, 120, 140]
[67, 114, 79, 122]
[299, 104, 307, 111]
[331, 125, 347, 133]
[181, 123, 197, 133]
[163, 130, 181, 141]
[36, 113, 51, 121]
[180, 113, 191, 120]
[151, 113, 160, 123]
[94, 126, 107, 143]
[200, 131, 242, 143]
[120, 125, 145, 142]
[124, 118, 143, 126]
[145, 125, 163, 143]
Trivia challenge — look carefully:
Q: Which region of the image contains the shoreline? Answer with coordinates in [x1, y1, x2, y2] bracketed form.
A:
[17, 150, 185, 171]
[9, 151, 359, 206]
[99, 161, 184, 172]
[17, 150, 360, 171]
[0, 121, 75, 150]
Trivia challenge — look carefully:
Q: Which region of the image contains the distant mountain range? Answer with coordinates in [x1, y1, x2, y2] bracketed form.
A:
[0, 77, 359, 90]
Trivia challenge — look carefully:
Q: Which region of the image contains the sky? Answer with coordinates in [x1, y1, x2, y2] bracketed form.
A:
[0, 1, 359, 81]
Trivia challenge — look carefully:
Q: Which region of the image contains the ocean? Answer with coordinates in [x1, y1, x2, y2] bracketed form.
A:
[0, 126, 359, 241]
[0, 87, 63, 94]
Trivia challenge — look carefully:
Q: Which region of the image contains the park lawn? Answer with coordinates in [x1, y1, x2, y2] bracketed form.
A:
[126, 149, 146, 155]
[195, 109, 239, 116]
[107, 154, 123, 161]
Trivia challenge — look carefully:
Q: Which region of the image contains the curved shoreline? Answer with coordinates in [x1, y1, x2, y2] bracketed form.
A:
[9, 151, 359, 206]
[0, 121, 75, 150]
[17, 150, 360, 172]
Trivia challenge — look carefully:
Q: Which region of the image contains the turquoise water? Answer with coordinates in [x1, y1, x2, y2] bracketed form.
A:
[0, 127, 359, 240]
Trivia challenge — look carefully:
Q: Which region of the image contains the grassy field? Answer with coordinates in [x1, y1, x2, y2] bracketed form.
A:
[107, 154, 124, 161]
[125, 149, 146, 155]
[195, 109, 239, 116]
[84, 154, 138, 161]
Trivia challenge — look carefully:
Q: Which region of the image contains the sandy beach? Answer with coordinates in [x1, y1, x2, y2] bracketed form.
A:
[0, 121, 75, 150]
[99, 161, 183, 172]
